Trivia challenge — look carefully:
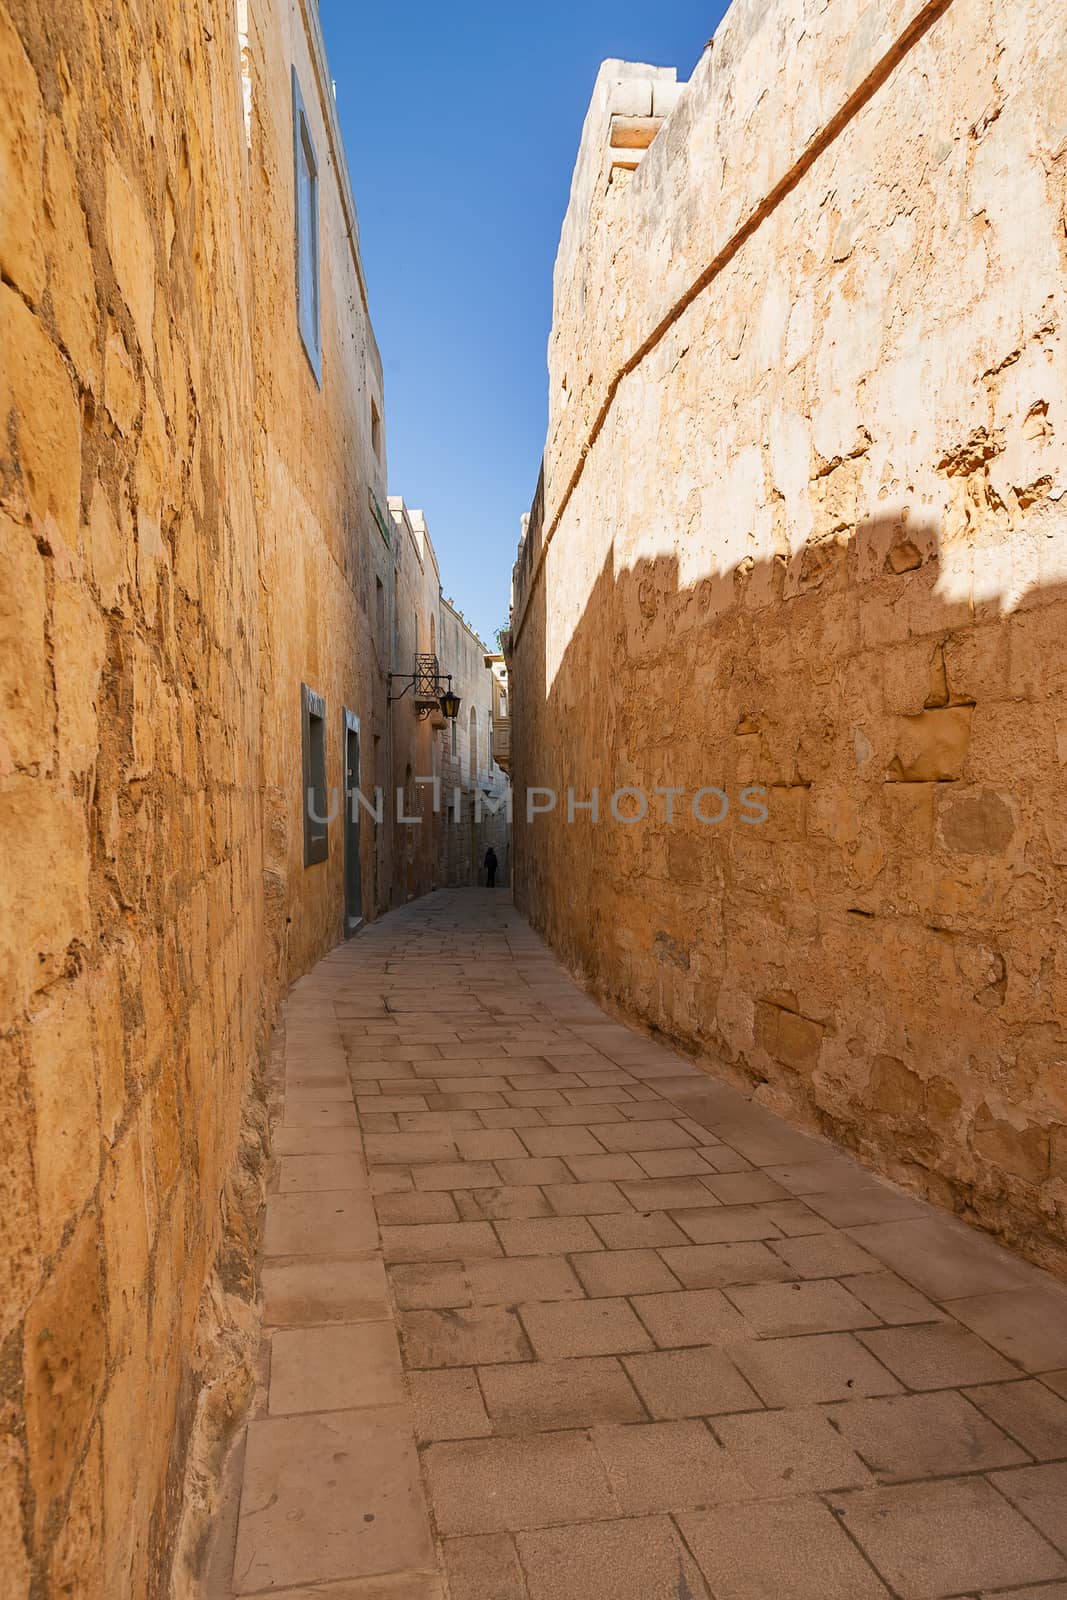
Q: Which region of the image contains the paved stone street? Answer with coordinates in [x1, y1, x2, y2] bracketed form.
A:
[217, 890, 1067, 1600]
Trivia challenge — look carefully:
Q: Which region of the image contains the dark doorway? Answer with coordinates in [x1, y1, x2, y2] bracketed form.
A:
[343, 709, 362, 933]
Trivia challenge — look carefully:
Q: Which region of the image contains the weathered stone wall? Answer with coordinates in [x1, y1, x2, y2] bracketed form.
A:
[511, 0, 1067, 1274]
[0, 0, 402, 1592]
[387, 501, 444, 904]
[438, 600, 512, 888]
[247, 0, 395, 969]
[1, 0, 263, 1590]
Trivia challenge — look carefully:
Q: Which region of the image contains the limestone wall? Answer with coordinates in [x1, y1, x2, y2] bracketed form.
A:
[246, 0, 399, 972]
[511, 0, 1067, 1273]
[1, 0, 262, 1590]
[0, 0, 402, 1591]
[437, 600, 512, 888]
[388, 501, 444, 904]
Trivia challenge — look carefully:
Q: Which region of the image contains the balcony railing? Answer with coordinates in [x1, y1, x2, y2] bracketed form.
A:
[412, 654, 442, 705]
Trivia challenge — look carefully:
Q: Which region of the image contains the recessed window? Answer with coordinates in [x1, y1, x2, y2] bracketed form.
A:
[292, 70, 321, 383]
[375, 576, 385, 647]
[302, 684, 328, 865]
[371, 397, 382, 459]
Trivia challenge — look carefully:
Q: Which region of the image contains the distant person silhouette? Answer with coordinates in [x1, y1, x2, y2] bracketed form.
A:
[484, 847, 498, 888]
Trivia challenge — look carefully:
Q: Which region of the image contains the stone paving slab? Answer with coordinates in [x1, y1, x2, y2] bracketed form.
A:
[479, 1355, 646, 1431]
[218, 890, 1067, 1600]
[834, 1475, 1066, 1597]
[232, 1407, 433, 1592]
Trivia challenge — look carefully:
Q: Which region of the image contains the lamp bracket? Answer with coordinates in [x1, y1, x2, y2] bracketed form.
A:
[388, 654, 458, 720]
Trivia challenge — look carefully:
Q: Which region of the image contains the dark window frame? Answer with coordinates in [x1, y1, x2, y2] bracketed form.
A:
[292, 68, 322, 384]
[302, 683, 328, 866]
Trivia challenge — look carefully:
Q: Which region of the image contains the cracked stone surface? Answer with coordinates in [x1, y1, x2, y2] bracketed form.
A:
[213, 891, 1067, 1599]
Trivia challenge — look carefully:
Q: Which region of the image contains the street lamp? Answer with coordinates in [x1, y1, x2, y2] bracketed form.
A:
[388, 654, 461, 721]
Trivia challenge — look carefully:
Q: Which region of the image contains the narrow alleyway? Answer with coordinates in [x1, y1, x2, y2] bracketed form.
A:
[214, 890, 1067, 1600]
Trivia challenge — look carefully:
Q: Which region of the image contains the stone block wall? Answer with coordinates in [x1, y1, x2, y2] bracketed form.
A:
[1, 0, 263, 1590]
[511, 0, 1067, 1274]
[247, 0, 395, 974]
[437, 599, 512, 888]
[0, 0, 403, 1591]
[386, 501, 445, 905]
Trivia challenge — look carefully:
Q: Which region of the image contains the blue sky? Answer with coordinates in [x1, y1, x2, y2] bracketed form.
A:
[319, 0, 727, 646]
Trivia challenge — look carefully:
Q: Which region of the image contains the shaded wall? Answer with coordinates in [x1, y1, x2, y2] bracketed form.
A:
[511, 0, 1067, 1274]
[437, 602, 512, 888]
[388, 502, 442, 905]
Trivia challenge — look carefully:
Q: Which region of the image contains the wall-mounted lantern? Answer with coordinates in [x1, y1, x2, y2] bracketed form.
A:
[388, 654, 461, 721]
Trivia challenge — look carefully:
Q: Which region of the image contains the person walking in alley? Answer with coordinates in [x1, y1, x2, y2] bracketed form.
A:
[484, 846, 498, 887]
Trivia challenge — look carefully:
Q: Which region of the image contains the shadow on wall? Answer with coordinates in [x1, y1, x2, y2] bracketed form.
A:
[512, 504, 1067, 1275]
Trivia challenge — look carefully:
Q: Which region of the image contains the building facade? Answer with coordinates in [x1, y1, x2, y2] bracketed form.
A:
[0, 0, 502, 1593]
[484, 650, 512, 778]
[381, 504, 512, 901]
[386, 499, 444, 908]
[437, 600, 512, 889]
[510, 0, 1067, 1277]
